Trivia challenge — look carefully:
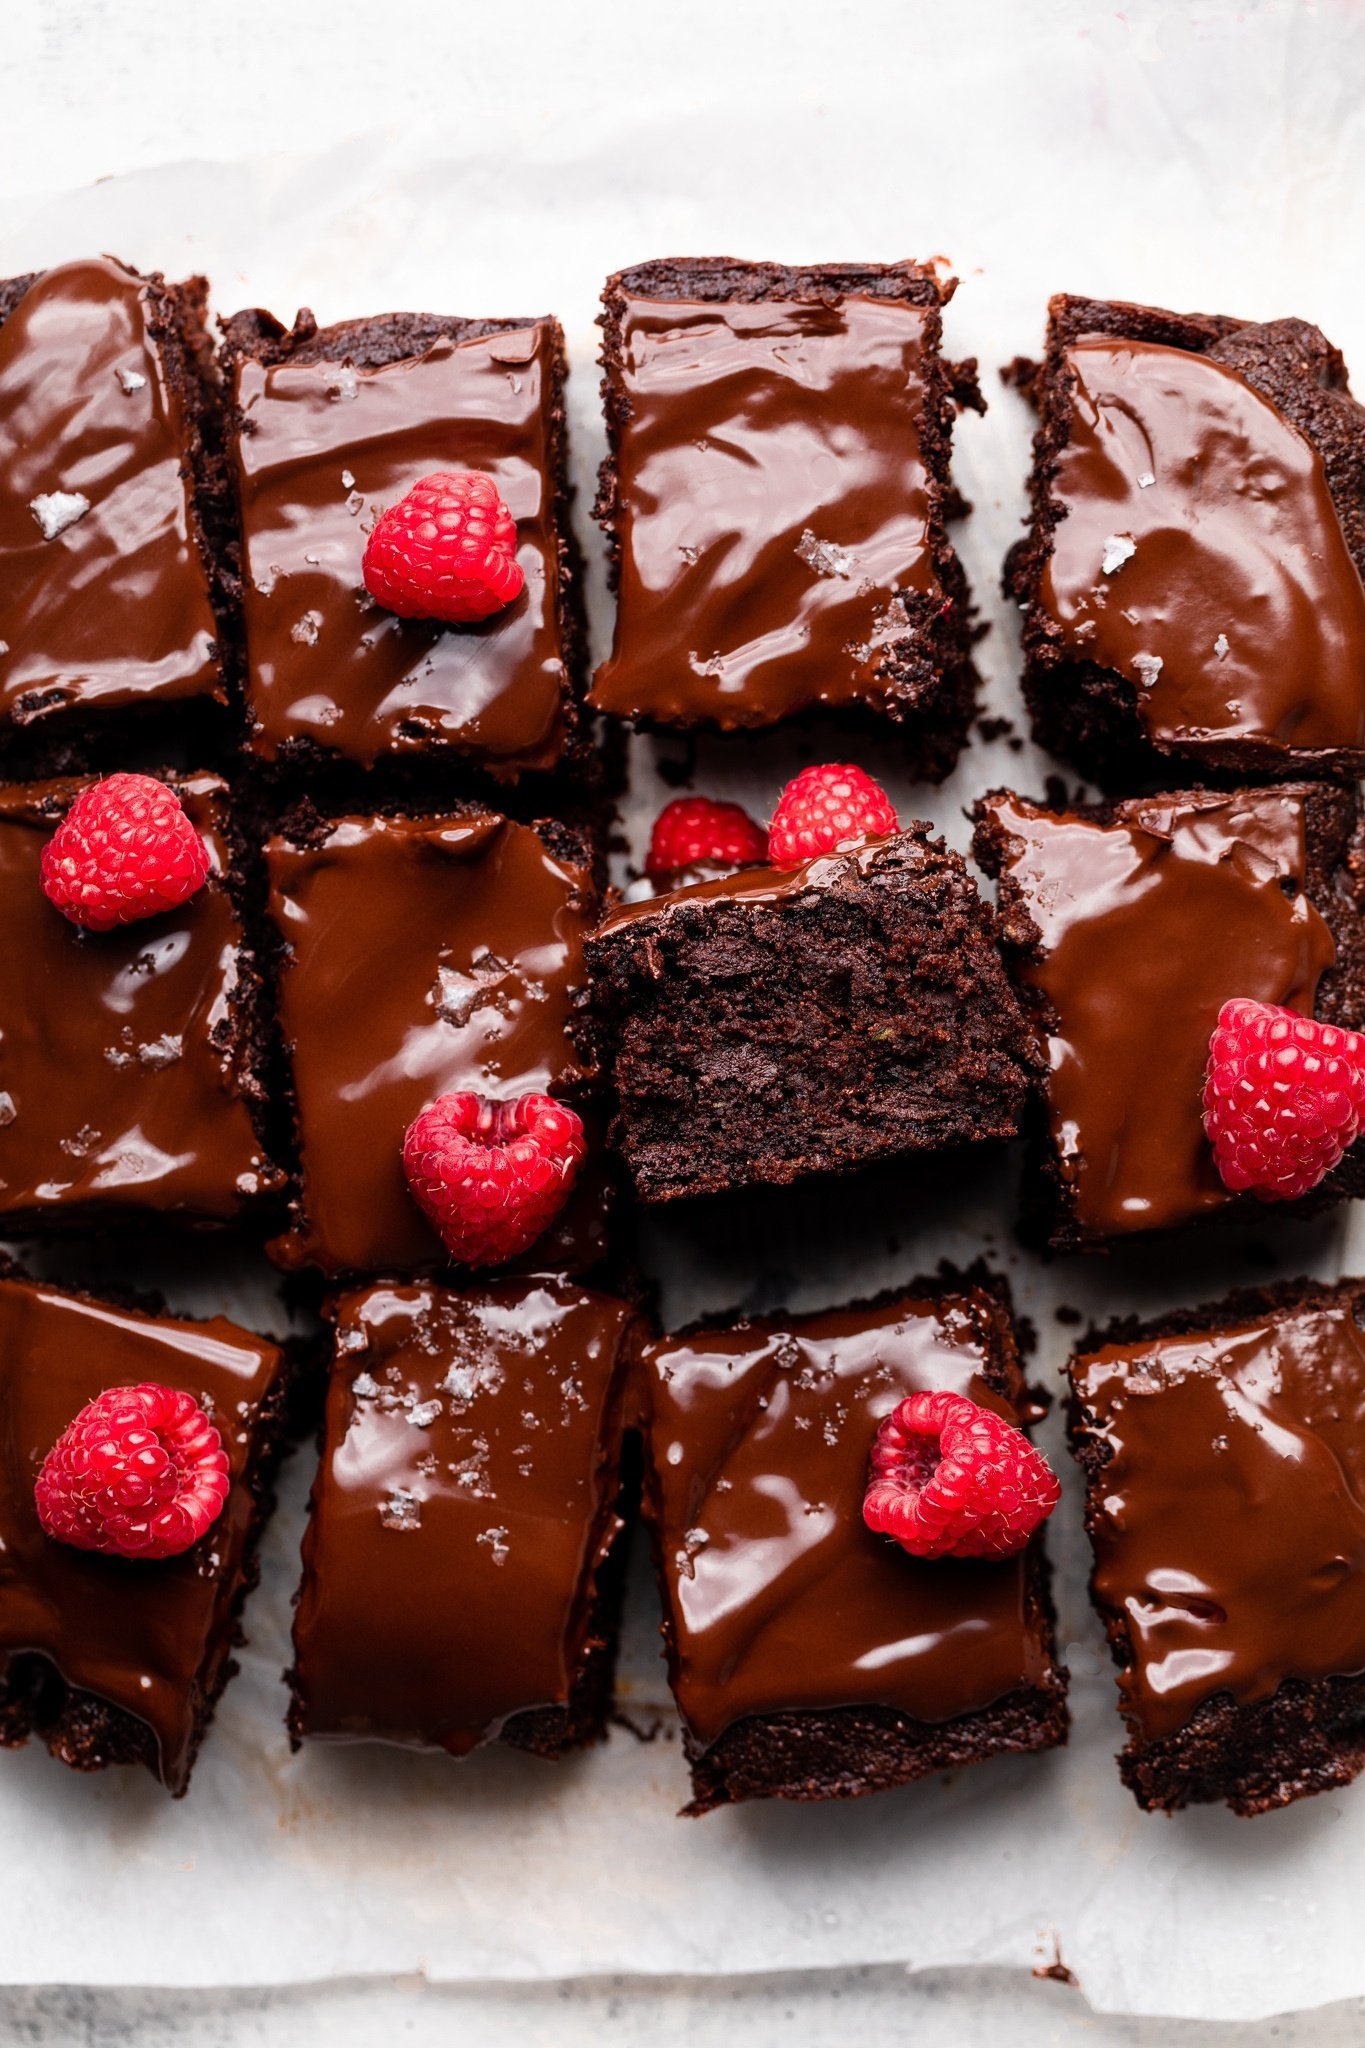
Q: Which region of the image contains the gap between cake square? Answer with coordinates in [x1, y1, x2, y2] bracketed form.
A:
[589, 257, 981, 779]
[0, 1269, 294, 1796]
[640, 1279, 1068, 1812]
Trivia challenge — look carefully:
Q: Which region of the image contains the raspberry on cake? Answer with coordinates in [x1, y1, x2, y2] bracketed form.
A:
[401, 1091, 587, 1266]
[589, 258, 981, 781]
[40, 771, 209, 930]
[767, 762, 898, 868]
[0, 773, 283, 1233]
[864, 1389, 1060, 1560]
[362, 470, 525, 624]
[0, 1270, 293, 1795]
[1005, 293, 1365, 786]
[1203, 1000, 1365, 1201]
[973, 782, 1365, 1250]
[265, 805, 610, 1280]
[288, 1276, 643, 1758]
[0, 257, 234, 761]
[586, 820, 1037, 1203]
[641, 1282, 1068, 1812]
[645, 796, 767, 877]
[221, 305, 588, 783]
[1069, 1277, 1365, 1816]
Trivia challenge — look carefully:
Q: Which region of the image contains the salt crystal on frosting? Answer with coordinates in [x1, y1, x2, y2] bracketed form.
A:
[29, 491, 90, 541]
[409, 1400, 442, 1429]
[1132, 652, 1164, 689]
[1101, 534, 1136, 576]
[117, 367, 147, 394]
[796, 529, 854, 579]
[1214, 632, 1230, 659]
[1137, 471, 1156, 489]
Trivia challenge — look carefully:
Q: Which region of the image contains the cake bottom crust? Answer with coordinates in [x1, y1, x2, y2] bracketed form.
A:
[681, 1677, 1070, 1816]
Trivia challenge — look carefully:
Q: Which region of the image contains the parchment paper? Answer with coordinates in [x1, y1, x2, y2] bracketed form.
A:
[2, 0, 1365, 2018]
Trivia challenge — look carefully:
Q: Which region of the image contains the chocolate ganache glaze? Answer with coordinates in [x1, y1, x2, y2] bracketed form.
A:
[290, 1278, 638, 1752]
[0, 1275, 286, 1792]
[1039, 337, 1365, 757]
[0, 775, 280, 1226]
[267, 812, 598, 1277]
[0, 258, 224, 729]
[644, 1291, 1055, 1748]
[595, 832, 903, 937]
[232, 323, 571, 771]
[981, 789, 1334, 1239]
[591, 293, 940, 728]
[1072, 1298, 1365, 1743]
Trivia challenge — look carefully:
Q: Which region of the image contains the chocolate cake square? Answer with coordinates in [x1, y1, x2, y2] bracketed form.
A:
[1005, 294, 1365, 786]
[642, 1282, 1067, 1812]
[221, 306, 587, 784]
[289, 1276, 641, 1756]
[0, 257, 233, 764]
[0, 1271, 292, 1794]
[1069, 1278, 1365, 1816]
[0, 773, 282, 1231]
[585, 826, 1037, 1203]
[265, 806, 606, 1279]
[973, 782, 1365, 1250]
[589, 258, 980, 778]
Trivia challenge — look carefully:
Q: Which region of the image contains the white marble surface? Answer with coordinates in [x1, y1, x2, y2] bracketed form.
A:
[5, 0, 1365, 2039]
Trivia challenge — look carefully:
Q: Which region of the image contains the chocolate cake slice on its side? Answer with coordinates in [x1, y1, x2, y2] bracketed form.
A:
[220, 305, 590, 793]
[0, 256, 237, 771]
[590, 257, 982, 779]
[0, 1272, 294, 1796]
[641, 1281, 1068, 1813]
[1070, 1277, 1365, 1816]
[585, 826, 1039, 1204]
[973, 781, 1365, 1252]
[288, 1276, 643, 1758]
[1005, 294, 1365, 787]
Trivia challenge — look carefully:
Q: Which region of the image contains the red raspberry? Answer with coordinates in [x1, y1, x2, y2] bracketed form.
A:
[362, 470, 524, 624]
[402, 1091, 586, 1266]
[1202, 997, 1365, 1201]
[645, 796, 768, 876]
[863, 1390, 1060, 1561]
[35, 1383, 230, 1561]
[40, 773, 210, 932]
[767, 763, 899, 869]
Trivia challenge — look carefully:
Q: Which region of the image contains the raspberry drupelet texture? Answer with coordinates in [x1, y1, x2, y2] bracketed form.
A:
[645, 796, 768, 875]
[35, 1383, 231, 1561]
[863, 1389, 1060, 1561]
[402, 1091, 587, 1267]
[767, 763, 899, 869]
[362, 470, 525, 625]
[39, 773, 211, 932]
[1203, 997, 1365, 1202]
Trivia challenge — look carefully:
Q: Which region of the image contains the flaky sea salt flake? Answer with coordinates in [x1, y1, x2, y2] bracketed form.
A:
[30, 491, 90, 541]
[1101, 534, 1136, 576]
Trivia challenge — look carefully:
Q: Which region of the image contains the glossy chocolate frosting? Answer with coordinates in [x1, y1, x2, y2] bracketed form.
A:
[0, 257, 223, 729]
[0, 1274, 285, 1792]
[591, 293, 939, 728]
[982, 789, 1334, 1238]
[267, 812, 598, 1277]
[291, 1277, 637, 1752]
[0, 775, 280, 1225]
[1039, 337, 1365, 756]
[644, 1291, 1055, 1748]
[1072, 1297, 1365, 1742]
[232, 323, 571, 772]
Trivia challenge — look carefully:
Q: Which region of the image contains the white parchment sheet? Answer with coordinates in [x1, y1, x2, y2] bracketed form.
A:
[3, 0, 1365, 2020]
